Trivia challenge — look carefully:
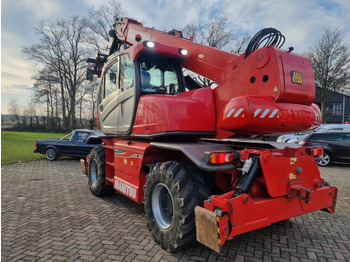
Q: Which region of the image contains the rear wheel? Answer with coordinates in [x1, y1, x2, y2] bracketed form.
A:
[316, 151, 332, 166]
[88, 147, 114, 196]
[143, 161, 211, 252]
[45, 148, 58, 161]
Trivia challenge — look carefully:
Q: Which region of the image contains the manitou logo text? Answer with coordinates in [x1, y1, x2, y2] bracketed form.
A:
[114, 178, 137, 199]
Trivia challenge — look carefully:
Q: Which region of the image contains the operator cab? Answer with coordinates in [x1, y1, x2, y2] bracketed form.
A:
[97, 50, 185, 135]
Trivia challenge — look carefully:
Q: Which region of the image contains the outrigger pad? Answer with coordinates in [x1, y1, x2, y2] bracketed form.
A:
[195, 206, 220, 252]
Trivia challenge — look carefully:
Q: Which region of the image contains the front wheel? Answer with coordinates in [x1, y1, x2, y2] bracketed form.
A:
[88, 147, 114, 196]
[316, 151, 332, 166]
[143, 161, 211, 252]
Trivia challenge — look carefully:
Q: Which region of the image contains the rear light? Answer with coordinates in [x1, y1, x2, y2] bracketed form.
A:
[204, 152, 234, 164]
[35, 142, 37, 149]
[309, 148, 324, 156]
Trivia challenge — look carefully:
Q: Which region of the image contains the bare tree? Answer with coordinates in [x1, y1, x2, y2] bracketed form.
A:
[32, 67, 61, 129]
[308, 27, 350, 122]
[8, 98, 21, 125]
[182, 17, 233, 49]
[24, 100, 37, 127]
[84, 0, 125, 52]
[23, 16, 90, 130]
[230, 33, 251, 55]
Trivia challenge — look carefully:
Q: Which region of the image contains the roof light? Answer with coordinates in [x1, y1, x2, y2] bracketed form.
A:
[135, 34, 142, 42]
[179, 48, 188, 56]
[204, 152, 234, 165]
[144, 41, 155, 48]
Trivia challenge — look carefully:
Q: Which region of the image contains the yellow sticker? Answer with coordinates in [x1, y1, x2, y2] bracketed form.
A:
[124, 159, 127, 165]
[290, 158, 297, 165]
[273, 86, 278, 92]
[289, 173, 296, 180]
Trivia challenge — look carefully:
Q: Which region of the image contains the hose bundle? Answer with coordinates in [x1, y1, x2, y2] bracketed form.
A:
[244, 28, 285, 59]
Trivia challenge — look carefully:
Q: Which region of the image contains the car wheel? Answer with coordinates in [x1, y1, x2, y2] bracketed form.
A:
[88, 147, 114, 196]
[143, 161, 211, 252]
[316, 152, 332, 166]
[45, 148, 58, 161]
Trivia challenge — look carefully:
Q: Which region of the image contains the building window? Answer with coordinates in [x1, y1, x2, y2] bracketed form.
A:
[332, 102, 343, 116]
[326, 102, 342, 116]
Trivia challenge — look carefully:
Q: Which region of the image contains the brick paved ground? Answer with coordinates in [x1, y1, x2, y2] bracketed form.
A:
[1, 159, 350, 262]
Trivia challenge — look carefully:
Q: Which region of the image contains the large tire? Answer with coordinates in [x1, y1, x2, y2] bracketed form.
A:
[88, 147, 114, 196]
[316, 151, 332, 166]
[45, 148, 58, 161]
[143, 161, 211, 252]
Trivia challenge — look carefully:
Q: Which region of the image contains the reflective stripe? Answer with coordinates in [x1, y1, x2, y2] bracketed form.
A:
[269, 109, 278, 118]
[260, 109, 270, 118]
[226, 109, 236, 118]
[233, 108, 244, 118]
[254, 109, 262, 118]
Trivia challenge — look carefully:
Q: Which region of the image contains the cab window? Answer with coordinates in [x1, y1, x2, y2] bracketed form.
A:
[139, 53, 181, 95]
[103, 62, 118, 98]
[120, 54, 135, 90]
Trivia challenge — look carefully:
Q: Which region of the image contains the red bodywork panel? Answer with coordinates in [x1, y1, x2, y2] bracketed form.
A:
[213, 47, 319, 137]
[100, 138, 187, 204]
[218, 96, 321, 135]
[132, 87, 215, 135]
[200, 147, 337, 251]
[102, 138, 150, 204]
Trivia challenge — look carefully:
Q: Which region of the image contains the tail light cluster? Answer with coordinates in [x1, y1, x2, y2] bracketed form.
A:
[308, 147, 324, 156]
[204, 152, 234, 164]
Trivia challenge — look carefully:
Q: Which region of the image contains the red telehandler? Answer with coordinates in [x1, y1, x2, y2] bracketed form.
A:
[82, 17, 337, 252]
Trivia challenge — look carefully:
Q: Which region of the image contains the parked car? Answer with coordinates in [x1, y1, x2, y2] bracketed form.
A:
[314, 124, 350, 132]
[277, 124, 350, 144]
[277, 132, 306, 143]
[298, 131, 350, 166]
[34, 129, 103, 161]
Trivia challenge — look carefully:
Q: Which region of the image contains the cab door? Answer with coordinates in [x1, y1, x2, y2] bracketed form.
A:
[97, 54, 136, 135]
[116, 54, 136, 134]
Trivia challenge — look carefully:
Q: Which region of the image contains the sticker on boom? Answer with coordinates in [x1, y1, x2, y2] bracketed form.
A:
[291, 71, 303, 84]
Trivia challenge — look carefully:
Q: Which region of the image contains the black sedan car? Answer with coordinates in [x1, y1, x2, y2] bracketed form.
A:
[34, 129, 103, 161]
[298, 131, 350, 166]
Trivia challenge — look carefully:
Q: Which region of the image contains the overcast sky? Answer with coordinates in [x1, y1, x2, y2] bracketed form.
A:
[2, 0, 350, 114]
